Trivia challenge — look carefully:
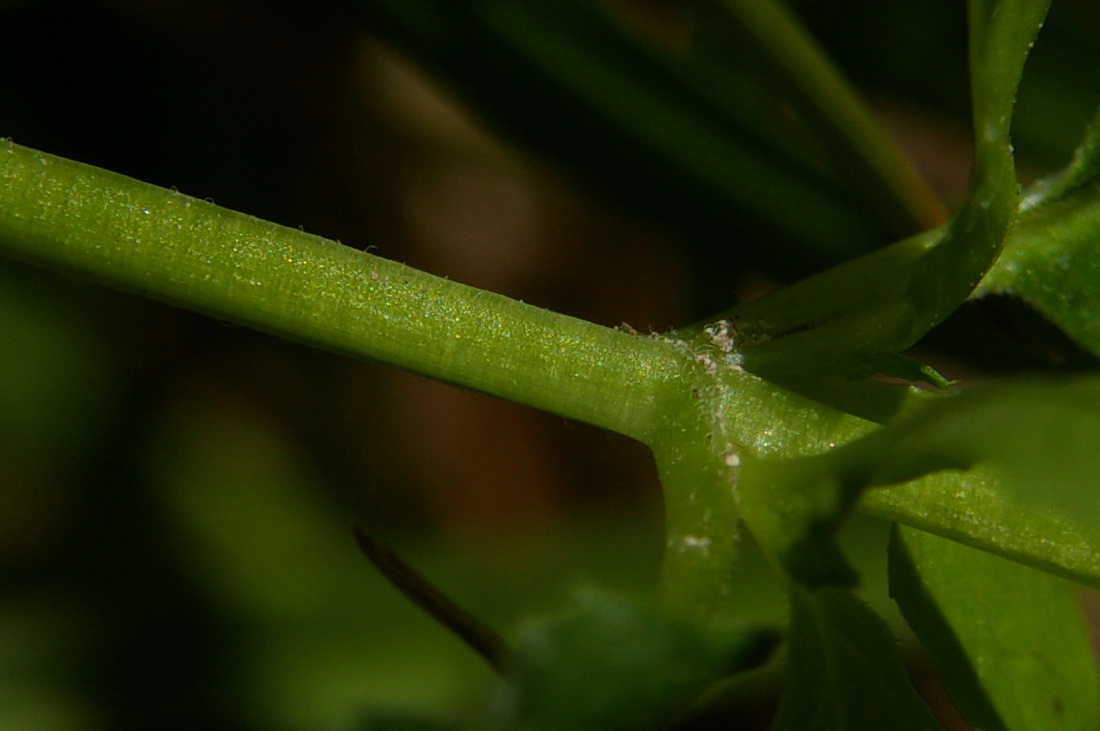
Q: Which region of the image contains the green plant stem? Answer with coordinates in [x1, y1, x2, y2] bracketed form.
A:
[650, 346, 874, 622]
[864, 471, 1100, 590]
[903, 0, 1050, 327]
[5, 140, 1099, 616]
[0, 141, 681, 443]
[711, 0, 947, 235]
[742, 371, 1100, 589]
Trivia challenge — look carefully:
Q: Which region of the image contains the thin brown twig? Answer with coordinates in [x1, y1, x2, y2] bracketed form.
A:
[352, 525, 510, 673]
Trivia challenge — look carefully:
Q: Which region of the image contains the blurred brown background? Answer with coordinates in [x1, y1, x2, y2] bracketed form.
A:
[1, 1, 1098, 728]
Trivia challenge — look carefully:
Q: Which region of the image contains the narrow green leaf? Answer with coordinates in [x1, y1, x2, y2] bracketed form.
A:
[772, 585, 943, 731]
[890, 525, 1100, 731]
[708, 0, 947, 235]
[979, 189, 1100, 356]
[977, 105, 1100, 357]
[752, 374, 1100, 587]
[848, 376, 1100, 525]
[861, 465, 1100, 592]
[902, 0, 1049, 330]
[715, 0, 1050, 391]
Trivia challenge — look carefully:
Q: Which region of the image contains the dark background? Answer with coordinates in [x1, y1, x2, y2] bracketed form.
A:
[1, 1, 1097, 728]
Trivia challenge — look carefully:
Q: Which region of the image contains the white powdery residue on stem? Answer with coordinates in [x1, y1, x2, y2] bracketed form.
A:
[700, 319, 746, 372]
[722, 444, 743, 502]
[704, 319, 737, 353]
[653, 331, 692, 352]
[679, 535, 713, 553]
[694, 352, 718, 375]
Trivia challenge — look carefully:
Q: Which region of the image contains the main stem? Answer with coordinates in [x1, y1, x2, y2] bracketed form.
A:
[0, 141, 683, 443]
[7, 140, 1098, 612]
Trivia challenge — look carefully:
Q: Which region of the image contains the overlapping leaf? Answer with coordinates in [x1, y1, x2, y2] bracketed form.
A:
[978, 106, 1100, 356]
[770, 374, 1100, 529]
[729, 7, 1072, 729]
[721, 0, 1050, 396]
[890, 526, 1100, 731]
[734, 0, 1055, 580]
[771, 586, 944, 731]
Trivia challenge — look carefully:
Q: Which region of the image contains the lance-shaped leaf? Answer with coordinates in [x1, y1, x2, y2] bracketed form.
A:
[890, 525, 1100, 731]
[755, 374, 1100, 581]
[771, 586, 944, 731]
[736, 414, 942, 729]
[738, 461, 942, 731]
[861, 463, 1100, 591]
[721, 0, 1051, 389]
[977, 106, 1100, 357]
[874, 376, 1100, 524]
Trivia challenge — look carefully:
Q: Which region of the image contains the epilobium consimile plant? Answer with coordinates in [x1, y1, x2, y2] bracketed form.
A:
[3, 0, 1100, 728]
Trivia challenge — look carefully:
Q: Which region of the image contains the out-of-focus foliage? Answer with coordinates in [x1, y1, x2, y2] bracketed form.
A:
[2, 0, 1100, 729]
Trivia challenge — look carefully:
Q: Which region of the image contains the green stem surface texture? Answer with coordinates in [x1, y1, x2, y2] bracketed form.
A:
[4, 139, 1100, 613]
[0, 141, 680, 443]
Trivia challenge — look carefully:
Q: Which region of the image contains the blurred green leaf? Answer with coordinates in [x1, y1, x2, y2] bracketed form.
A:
[150, 397, 495, 727]
[764, 375, 1100, 583]
[0, 266, 110, 459]
[491, 588, 775, 731]
[889, 525, 1100, 731]
[771, 585, 943, 731]
[0, 599, 95, 731]
[358, 716, 458, 731]
[738, 454, 863, 589]
[356, 0, 889, 272]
